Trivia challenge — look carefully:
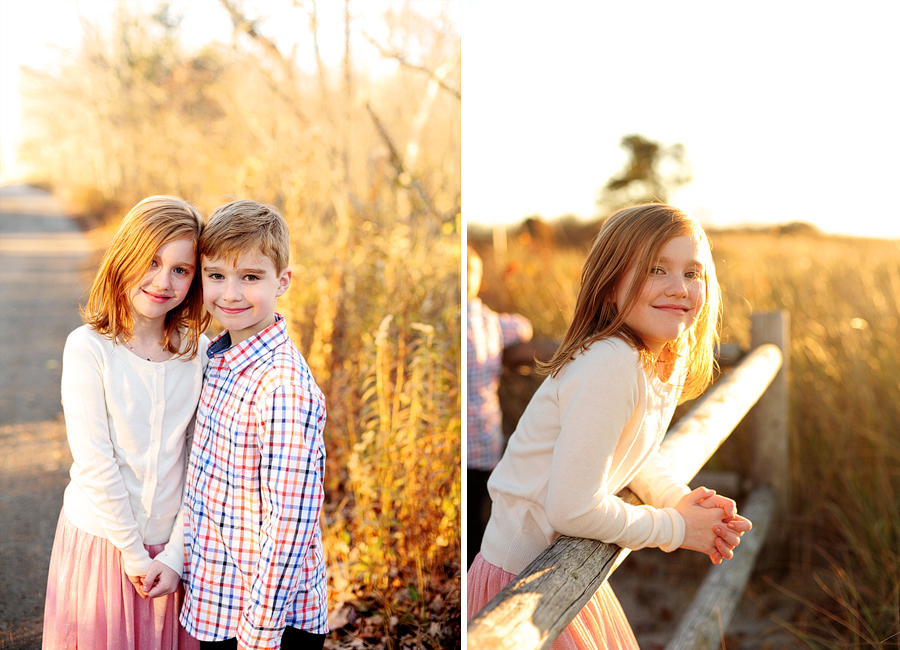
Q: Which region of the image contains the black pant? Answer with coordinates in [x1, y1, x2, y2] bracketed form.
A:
[467, 468, 492, 569]
[198, 627, 326, 650]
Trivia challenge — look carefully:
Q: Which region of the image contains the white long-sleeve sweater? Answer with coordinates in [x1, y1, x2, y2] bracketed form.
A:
[481, 337, 692, 575]
[60, 325, 208, 577]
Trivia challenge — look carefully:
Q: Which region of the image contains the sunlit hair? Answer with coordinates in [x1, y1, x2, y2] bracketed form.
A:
[200, 199, 290, 272]
[81, 195, 210, 359]
[536, 204, 721, 401]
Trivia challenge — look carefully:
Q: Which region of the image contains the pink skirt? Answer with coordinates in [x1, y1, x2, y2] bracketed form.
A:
[43, 510, 200, 650]
[467, 553, 639, 650]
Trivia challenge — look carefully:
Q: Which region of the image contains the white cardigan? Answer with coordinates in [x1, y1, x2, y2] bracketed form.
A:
[481, 337, 692, 575]
[60, 325, 208, 577]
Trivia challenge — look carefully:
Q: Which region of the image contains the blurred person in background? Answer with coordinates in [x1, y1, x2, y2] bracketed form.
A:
[466, 246, 533, 568]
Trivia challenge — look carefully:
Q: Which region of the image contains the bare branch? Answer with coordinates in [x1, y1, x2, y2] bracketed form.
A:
[218, 0, 295, 83]
[217, 0, 312, 128]
[365, 102, 439, 220]
[361, 29, 460, 101]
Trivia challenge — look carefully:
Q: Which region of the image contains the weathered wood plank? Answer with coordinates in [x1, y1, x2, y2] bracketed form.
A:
[467, 489, 642, 650]
[467, 344, 784, 650]
[658, 343, 783, 483]
[665, 485, 776, 650]
[748, 312, 790, 562]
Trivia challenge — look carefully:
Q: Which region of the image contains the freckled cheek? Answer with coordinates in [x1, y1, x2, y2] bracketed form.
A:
[176, 276, 194, 293]
[136, 271, 154, 288]
[690, 284, 706, 312]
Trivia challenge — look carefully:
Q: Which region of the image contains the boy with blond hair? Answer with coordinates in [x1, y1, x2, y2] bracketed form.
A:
[180, 200, 327, 650]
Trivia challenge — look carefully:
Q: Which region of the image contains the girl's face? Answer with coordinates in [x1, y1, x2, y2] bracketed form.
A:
[128, 237, 197, 324]
[612, 234, 707, 358]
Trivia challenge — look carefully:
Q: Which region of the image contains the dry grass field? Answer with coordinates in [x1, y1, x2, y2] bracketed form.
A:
[471, 228, 900, 648]
[10, 2, 463, 645]
[284, 219, 462, 649]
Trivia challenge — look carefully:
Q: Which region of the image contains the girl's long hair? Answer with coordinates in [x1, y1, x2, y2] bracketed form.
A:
[81, 195, 210, 359]
[536, 204, 721, 401]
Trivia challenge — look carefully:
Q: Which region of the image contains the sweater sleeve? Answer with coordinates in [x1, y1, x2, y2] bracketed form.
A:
[545, 345, 684, 552]
[151, 333, 208, 577]
[153, 504, 185, 576]
[629, 450, 691, 509]
[61, 329, 152, 575]
[151, 416, 192, 577]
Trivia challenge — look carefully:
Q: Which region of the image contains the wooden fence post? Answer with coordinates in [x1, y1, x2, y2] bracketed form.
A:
[665, 485, 776, 650]
[747, 310, 790, 561]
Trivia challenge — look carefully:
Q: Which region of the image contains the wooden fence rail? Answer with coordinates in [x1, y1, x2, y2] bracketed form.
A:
[467, 311, 789, 650]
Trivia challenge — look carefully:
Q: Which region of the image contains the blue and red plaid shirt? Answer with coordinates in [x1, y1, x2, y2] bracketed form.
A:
[467, 298, 532, 470]
[181, 315, 327, 649]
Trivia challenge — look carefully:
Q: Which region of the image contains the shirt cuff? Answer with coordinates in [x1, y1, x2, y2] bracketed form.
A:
[237, 612, 281, 650]
[658, 507, 686, 553]
[153, 540, 185, 578]
[121, 549, 153, 577]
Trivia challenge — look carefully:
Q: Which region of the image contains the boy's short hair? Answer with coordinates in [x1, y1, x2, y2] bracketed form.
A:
[201, 200, 290, 272]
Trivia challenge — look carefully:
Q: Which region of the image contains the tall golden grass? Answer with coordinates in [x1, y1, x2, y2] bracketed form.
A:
[472, 229, 900, 648]
[282, 217, 461, 647]
[17, 2, 462, 645]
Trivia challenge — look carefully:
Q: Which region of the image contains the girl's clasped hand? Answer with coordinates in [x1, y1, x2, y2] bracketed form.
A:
[680, 487, 752, 564]
[133, 562, 182, 599]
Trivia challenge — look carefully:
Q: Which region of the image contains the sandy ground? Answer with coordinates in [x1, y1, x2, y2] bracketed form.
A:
[0, 185, 801, 649]
[611, 546, 802, 649]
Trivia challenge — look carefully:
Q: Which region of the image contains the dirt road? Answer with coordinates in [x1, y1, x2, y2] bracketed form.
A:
[0, 185, 90, 650]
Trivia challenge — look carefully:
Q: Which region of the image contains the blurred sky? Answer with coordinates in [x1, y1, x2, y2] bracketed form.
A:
[2, 1, 897, 238]
[463, 1, 900, 239]
[0, 0, 453, 185]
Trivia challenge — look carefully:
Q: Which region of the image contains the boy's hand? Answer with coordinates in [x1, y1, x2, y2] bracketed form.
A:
[142, 560, 180, 598]
[127, 574, 149, 599]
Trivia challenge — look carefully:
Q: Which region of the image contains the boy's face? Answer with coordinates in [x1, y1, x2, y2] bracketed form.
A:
[201, 249, 292, 346]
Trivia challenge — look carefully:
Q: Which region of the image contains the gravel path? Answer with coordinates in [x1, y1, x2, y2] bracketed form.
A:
[0, 185, 89, 650]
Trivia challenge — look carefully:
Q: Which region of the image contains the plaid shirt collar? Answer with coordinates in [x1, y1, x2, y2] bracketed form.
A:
[207, 313, 289, 374]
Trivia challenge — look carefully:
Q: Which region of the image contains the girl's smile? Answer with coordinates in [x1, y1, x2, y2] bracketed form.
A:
[142, 290, 174, 304]
[652, 303, 692, 314]
[613, 234, 707, 358]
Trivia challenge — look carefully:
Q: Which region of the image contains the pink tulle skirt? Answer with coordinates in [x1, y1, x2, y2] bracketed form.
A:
[467, 553, 639, 650]
[43, 510, 200, 650]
